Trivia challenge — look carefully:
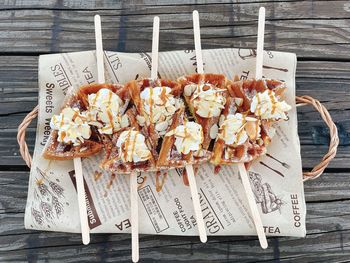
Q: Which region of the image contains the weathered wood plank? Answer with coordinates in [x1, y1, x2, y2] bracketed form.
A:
[0, 1, 349, 58]
[1, 1, 349, 261]
[0, 221, 349, 262]
[0, 0, 311, 10]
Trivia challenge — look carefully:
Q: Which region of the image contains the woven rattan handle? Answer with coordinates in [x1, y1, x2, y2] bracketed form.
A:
[295, 96, 339, 181]
[17, 96, 339, 181]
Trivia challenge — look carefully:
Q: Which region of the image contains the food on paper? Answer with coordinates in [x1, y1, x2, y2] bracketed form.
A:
[211, 78, 291, 170]
[79, 83, 156, 173]
[44, 77, 291, 172]
[127, 78, 183, 156]
[178, 73, 228, 149]
[100, 107, 157, 173]
[42, 87, 103, 160]
[78, 83, 130, 150]
[157, 108, 211, 169]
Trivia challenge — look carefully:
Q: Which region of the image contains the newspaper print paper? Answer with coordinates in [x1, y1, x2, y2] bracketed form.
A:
[24, 48, 306, 237]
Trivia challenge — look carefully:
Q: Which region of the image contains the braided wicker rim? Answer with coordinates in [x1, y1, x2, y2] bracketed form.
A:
[17, 96, 339, 181]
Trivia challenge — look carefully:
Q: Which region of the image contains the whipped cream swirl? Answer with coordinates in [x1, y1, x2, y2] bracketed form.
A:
[50, 107, 91, 146]
[88, 88, 129, 134]
[185, 83, 226, 118]
[250, 89, 291, 120]
[165, 121, 203, 155]
[116, 129, 152, 163]
[218, 113, 260, 145]
[139, 86, 183, 135]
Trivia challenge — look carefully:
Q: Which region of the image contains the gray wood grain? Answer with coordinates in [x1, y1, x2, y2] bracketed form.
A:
[0, 1, 349, 59]
[0, 0, 349, 262]
[1, 169, 349, 262]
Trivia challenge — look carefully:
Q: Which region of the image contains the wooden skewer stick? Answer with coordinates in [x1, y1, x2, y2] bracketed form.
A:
[238, 163, 268, 249]
[187, 10, 208, 244]
[237, 7, 268, 249]
[130, 171, 139, 263]
[74, 157, 90, 245]
[95, 15, 105, 83]
[151, 16, 160, 80]
[98, 14, 140, 262]
[72, 13, 107, 247]
[185, 164, 207, 243]
[255, 7, 266, 80]
[131, 15, 160, 263]
[193, 10, 204, 74]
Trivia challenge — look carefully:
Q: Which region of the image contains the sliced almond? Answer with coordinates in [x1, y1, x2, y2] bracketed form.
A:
[209, 124, 219, 139]
[245, 121, 259, 141]
[136, 115, 146, 126]
[79, 147, 88, 152]
[121, 115, 130, 128]
[234, 97, 243, 107]
[184, 84, 196, 97]
[152, 110, 162, 123]
[155, 121, 168, 132]
[245, 116, 258, 122]
[219, 115, 225, 126]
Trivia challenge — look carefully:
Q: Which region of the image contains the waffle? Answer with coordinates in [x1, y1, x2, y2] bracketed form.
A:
[42, 87, 103, 160]
[157, 107, 211, 169]
[177, 73, 229, 150]
[81, 83, 129, 149]
[100, 107, 157, 174]
[226, 78, 287, 112]
[126, 78, 183, 155]
[211, 78, 289, 168]
[78, 83, 130, 108]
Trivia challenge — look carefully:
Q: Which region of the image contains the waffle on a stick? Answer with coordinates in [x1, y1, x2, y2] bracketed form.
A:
[42, 87, 103, 160]
[157, 108, 211, 169]
[177, 73, 229, 150]
[100, 107, 157, 174]
[211, 78, 291, 169]
[126, 78, 183, 156]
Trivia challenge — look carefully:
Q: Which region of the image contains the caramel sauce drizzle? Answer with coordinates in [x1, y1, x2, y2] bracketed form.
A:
[256, 93, 261, 116]
[60, 113, 65, 127]
[60, 131, 66, 141]
[106, 90, 115, 131]
[106, 173, 116, 189]
[122, 130, 131, 162]
[268, 90, 277, 114]
[159, 86, 167, 104]
[122, 130, 138, 163]
[107, 110, 114, 131]
[235, 116, 246, 144]
[155, 171, 168, 192]
[149, 87, 154, 123]
[94, 171, 103, 181]
[92, 90, 100, 105]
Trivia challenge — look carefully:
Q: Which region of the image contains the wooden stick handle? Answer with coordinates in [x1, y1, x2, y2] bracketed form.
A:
[255, 7, 265, 79]
[73, 157, 90, 245]
[151, 16, 160, 80]
[186, 164, 207, 243]
[130, 172, 139, 262]
[193, 10, 204, 74]
[238, 163, 268, 249]
[94, 14, 105, 83]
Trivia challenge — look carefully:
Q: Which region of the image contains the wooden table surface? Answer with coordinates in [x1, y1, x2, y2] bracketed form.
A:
[1, 1, 349, 262]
